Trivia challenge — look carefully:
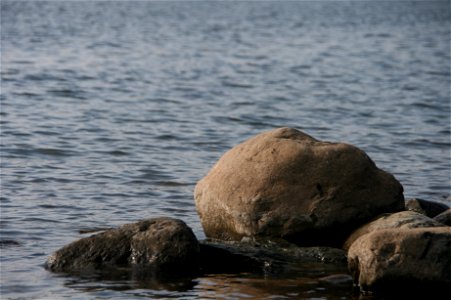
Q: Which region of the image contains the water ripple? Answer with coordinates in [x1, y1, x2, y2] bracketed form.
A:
[1, 1, 449, 299]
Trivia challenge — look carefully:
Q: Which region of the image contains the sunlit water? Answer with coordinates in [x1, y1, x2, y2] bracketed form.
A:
[1, 1, 450, 299]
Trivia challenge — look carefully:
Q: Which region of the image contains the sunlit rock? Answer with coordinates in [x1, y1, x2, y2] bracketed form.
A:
[343, 210, 443, 250]
[195, 127, 404, 246]
[348, 227, 451, 294]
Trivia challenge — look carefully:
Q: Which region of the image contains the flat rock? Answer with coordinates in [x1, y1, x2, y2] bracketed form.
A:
[195, 127, 404, 246]
[199, 238, 348, 277]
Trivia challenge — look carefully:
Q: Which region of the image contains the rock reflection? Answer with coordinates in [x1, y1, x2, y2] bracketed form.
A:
[195, 273, 355, 299]
[62, 269, 197, 293]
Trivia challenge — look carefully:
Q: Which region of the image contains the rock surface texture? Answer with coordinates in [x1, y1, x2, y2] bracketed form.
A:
[343, 211, 443, 250]
[46, 217, 200, 276]
[195, 127, 404, 246]
[348, 227, 451, 294]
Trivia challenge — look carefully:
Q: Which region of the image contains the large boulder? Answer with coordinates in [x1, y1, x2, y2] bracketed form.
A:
[45, 217, 200, 277]
[343, 211, 444, 250]
[348, 227, 451, 294]
[195, 127, 404, 246]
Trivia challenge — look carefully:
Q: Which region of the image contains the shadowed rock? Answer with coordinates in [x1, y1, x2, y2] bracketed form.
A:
[45, 217, 200, 277]
[195, 127, 404, 247]
[434, 208, 451, 226]
[405, 198, 449, 218]
[199, 238, 348, 276]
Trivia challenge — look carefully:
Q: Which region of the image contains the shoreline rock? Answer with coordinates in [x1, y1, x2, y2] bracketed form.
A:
[195, 127, 404, 246]
[343, 210, 444, 250]
[45, 128, 450, 296]
[348, 227, 451, 294]
[45, 217, 200, 277]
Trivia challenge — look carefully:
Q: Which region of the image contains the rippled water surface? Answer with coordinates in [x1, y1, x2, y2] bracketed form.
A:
[1, 1, 450, 299]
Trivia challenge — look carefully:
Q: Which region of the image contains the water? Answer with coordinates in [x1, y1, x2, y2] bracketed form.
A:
[1, 1, 450, 299]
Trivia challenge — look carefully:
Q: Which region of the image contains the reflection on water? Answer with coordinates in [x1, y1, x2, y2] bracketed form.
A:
[60, 272, 355, 300]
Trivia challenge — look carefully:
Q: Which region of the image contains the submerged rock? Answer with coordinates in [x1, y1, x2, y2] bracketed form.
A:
[195, 127, 404, 246]
[45, 217, 200, 277]
[348, 227, 451, 294]
[199, 238, 348, 276]
[405, 198, 449, 218]
[343, 211, 443, 250]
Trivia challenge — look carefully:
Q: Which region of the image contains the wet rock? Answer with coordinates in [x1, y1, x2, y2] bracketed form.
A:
[343, 211, 443, 250]
[405, 198, 449, 218]
[195, 127, 404, 246]
[348, 227, 451, 294]
[199, 238, 348, 276]
[45, 217, 200, 277]
[434, 208, 451, 226]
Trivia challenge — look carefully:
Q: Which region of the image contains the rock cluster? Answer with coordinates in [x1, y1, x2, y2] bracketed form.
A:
[46, 127, 450, 296]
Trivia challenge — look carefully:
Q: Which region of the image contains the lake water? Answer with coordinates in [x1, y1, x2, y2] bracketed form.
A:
[1, 1, 450, 299]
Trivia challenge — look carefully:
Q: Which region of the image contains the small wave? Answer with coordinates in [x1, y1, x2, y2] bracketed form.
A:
[290, 65, 312, 75]
[3, 146, 77, 158]
[411, 102, 438, 109]
[222, 81, 254, 89]
[24, 74, 67, 82]
[425, 70, 450, 77]
[47, 89, 87, 100]
[97, 150, 130, 156]
[35, 148, 74, 156]
[0, 239, 21, 248]
[12, 92, 40, 97]
[155, 181, 190, 187]
[23, 217, 62, 223]
[38, 204, 82, 210]
[402, 85, 418, 91]
[87, 41, 122, 49]
[149, 97, 183, 105]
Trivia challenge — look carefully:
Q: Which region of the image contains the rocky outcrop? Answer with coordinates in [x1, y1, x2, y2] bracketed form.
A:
[45, 217, 200, 277]
[343, 211, 443, 250]
[405, 198, 449, 217]
[434, 208, 451, 226]
[195, 127, 404, 246]
[348, 227, 451, 294]
[46, 218, 348, 281]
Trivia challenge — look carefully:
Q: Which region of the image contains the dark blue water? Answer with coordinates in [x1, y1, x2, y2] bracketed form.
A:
[1, 1, 450, 299]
